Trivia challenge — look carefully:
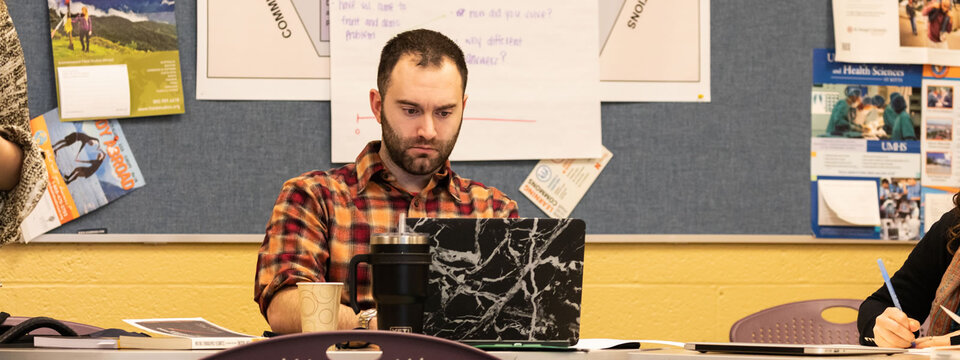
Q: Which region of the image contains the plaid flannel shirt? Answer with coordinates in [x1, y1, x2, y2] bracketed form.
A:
[255, 141, 519, 317]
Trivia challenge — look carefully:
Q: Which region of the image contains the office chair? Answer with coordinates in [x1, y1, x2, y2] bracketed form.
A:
[729, 299, 861, 344]
[202, 330, 500, 360]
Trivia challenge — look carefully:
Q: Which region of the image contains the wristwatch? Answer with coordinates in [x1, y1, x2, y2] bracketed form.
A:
[357, 308, 377, 330]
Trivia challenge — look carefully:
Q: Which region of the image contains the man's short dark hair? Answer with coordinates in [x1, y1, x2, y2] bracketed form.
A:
[377, 29, 468, 97]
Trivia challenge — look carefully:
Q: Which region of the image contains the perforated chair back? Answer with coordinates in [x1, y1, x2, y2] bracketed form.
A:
[3, 316, 104, 336]
[729, 299, 862, 344]
[202, 330, 500, 360]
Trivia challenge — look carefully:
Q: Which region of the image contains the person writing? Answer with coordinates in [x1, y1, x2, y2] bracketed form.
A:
[859, 194, 960, 347]
[254, 29, 519, 333]
[0, 0, 46, 246]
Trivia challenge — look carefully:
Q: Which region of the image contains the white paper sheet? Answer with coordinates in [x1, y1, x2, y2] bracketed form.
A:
[907, 345, 960, 354]
[19, 190, 60, 243]
[818, 179, 882, 226]
[196, 0, 330, 100]
[329, 0, 602, 162]
[599, 0, 710, 102]
[924, 192, 954, 232]
[57, 64, 131, 119]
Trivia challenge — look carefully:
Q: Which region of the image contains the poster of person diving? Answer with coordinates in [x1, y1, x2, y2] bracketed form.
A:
[19, 109, 145, 241]
[810, 48, 923, 240]
[47, 0, 184, 121]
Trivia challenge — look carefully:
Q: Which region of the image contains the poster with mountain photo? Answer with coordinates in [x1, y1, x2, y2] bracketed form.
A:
[47, 0, 184, 121]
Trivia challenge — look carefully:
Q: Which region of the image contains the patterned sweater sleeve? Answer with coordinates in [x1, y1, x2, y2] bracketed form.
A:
[0, 1, 47, 246]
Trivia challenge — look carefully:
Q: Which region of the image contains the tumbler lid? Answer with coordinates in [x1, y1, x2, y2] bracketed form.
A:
[370, 232, 428, 245]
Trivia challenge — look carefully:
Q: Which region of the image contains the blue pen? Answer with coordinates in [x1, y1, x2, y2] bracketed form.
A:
[877, 258, 903, 310]
[878, 258, 914, 348]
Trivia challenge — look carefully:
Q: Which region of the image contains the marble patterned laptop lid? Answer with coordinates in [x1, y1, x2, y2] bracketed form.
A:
[406, 217, 585, 345]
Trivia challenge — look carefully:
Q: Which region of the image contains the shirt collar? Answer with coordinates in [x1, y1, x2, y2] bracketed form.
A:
[355, 141, 462, 202]
[355, 141, 386, 193]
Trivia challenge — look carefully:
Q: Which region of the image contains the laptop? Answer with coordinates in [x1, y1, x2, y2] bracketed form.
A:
[406, 217, 586, 347]
[684, 342, 907, 356]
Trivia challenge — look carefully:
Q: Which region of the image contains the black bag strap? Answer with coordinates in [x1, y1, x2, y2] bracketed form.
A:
[0, 312, 78, 344]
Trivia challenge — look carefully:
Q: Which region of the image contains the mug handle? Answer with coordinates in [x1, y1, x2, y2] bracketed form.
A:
[347, 254, 371, 314]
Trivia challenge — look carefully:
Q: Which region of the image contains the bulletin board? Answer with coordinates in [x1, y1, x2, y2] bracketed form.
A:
[6, 1, 829, 235]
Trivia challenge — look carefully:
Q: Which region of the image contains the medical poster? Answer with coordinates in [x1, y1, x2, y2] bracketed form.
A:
[520, 146, 613, 218]
[810, 49, 922, 240]
[921, 65, 960, 232]
[328, 0, 602, 162]
[196, 0, 330, 100]
[833, 0, 960, 66]
[598, 0, 710, 102]
[48, 0, 184, 121]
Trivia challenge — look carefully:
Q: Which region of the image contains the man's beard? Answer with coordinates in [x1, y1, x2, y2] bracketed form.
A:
[381, 111, 460, 176]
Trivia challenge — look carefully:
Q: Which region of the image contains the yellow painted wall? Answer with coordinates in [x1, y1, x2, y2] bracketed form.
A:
[0, 241, 914, 341]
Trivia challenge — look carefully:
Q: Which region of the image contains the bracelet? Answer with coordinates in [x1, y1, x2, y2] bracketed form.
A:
[357, 308, 377, 330]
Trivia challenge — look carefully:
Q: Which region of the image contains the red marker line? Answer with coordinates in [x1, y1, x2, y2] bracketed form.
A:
[464, 117, 536, 123]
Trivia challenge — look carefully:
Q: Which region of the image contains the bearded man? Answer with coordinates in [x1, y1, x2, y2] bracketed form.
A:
[254, 29, 519, 333]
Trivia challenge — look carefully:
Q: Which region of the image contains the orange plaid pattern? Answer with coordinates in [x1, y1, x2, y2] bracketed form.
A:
[255, 141, 519, 317]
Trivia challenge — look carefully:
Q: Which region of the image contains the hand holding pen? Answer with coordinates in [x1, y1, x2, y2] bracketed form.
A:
[872, 259, 920, 348]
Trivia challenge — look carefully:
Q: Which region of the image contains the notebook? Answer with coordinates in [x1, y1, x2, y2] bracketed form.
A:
[407, 217, 586, 347]
[684, 342, 907, 356]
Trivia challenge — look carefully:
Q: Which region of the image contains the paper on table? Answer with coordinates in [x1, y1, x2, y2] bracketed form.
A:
[57, 64, 131, 119]
[907, 345, 960, 354]
[123, 318, 254, 338]
[818, 179, 881, 226]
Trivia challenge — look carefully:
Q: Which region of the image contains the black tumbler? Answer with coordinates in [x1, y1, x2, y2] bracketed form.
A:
[348, 232, 430, 333]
